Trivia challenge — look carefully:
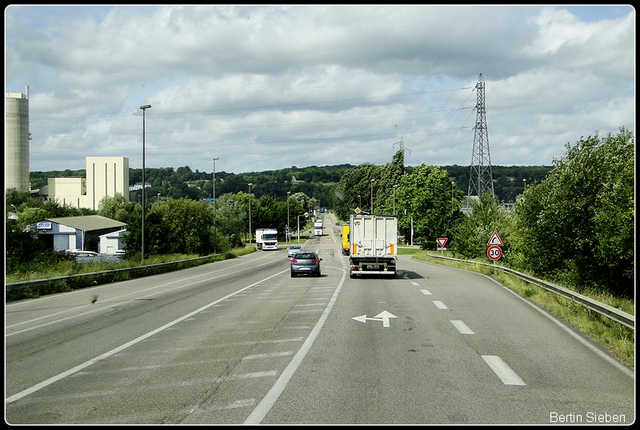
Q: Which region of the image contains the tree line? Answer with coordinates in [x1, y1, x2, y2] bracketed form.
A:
[30, 162, 552, 206]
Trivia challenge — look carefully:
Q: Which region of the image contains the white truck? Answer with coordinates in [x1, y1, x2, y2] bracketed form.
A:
[313, 220, 323, 236]
[348, 214, 397, 278]
[256, 228, 278, 250]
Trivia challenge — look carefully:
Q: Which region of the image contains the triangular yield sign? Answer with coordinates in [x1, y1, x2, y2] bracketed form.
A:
[437, 238, 448, 247]
[487, 231, 503, 246]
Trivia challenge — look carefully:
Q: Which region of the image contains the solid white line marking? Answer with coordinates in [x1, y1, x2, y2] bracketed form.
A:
[244, 267, 347, 424]
[450, 320, 475, 334]
[481, 355, 526, 386]
[421, 289, 432, 295]
[5, 269, 289, 404]
[433, 300, 449, 310]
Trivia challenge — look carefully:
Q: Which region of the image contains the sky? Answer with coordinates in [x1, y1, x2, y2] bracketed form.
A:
[4, 5, 635, 175]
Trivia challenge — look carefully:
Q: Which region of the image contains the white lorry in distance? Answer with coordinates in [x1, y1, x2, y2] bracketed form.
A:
[256, 228, 278, 250]
[348, 213, 397, 278]
[313, 220, 323, 236]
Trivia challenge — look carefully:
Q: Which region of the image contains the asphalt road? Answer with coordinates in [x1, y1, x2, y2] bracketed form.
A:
[5, 213, 634, 424]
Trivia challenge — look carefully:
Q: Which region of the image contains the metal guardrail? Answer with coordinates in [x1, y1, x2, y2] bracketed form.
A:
[5, 254, 219, 294]
[423, 253, 635, 330]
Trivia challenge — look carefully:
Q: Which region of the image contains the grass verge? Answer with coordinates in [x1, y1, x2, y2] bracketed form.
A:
[5, 246, 256, 301]
[411, 250, 634, 367]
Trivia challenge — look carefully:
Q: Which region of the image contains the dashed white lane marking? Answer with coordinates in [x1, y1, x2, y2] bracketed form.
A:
[481, 355, 527, 386]
[421, 289, 432, 295]
[432, 300, 449, 310]
[411, 281, 420, 286]
[450, 320, 475, 335]
[243, 351, 294, 360]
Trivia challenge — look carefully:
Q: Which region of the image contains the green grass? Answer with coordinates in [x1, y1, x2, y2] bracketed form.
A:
[412, 250, 634, 367]
[5, 246, 256, 285]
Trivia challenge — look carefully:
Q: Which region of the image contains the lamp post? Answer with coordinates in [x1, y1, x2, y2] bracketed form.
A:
[140, 104, 151, 262]
[370, 179, 375, 214]
[286, 191, 290, 244]
[248, 183, 253, 246]
[393, 184, 399, 215]
[213, 157, 219, 253]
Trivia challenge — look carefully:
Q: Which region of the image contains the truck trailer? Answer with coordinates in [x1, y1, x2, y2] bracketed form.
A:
[349, 214, 397, 278]
[313, 220, 323, 236]
[256, 228, 278, 250]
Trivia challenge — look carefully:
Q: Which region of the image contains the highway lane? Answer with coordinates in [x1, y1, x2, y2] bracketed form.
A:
[261, 217, 634, 424]
[5, 213, 635, 424]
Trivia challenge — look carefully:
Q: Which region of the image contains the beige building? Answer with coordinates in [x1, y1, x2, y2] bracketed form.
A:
[48, 156, 129, 210]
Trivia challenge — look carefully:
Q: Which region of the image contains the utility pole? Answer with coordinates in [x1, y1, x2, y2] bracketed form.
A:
[466, 73, 495, 211]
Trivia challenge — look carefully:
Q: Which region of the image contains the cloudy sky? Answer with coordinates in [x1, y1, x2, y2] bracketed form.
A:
[5, 5, 634, 175]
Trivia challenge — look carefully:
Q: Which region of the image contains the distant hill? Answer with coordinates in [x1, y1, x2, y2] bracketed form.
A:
[30, 163, 552, 205]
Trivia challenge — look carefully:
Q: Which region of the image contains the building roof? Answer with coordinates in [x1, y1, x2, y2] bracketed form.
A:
[44, 215, 126, 232]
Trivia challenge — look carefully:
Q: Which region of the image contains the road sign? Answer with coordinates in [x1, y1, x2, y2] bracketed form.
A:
[436, 238, 448, 248]
[487, 231, 503, 246]
[352, 311, 398, 328]
[354, 207, 362, 214]
[487, 245, 502, 260]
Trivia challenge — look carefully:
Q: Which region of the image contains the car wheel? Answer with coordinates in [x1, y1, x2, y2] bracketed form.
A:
[291, 271, 296, 277]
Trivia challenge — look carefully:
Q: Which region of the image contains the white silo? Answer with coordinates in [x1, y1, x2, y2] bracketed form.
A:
[5, 90, 30, 192]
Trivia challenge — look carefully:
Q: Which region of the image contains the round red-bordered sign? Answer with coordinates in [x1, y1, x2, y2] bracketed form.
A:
[487, 245, 502, 260]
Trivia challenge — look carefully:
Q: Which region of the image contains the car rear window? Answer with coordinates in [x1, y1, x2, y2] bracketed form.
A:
[296, 253, 315, 259]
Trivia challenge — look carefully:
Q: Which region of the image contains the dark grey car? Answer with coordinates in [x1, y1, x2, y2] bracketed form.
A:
[290, 252, 322, 277]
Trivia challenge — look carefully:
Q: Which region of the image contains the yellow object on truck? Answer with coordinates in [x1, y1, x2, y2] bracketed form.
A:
[342, 224, 350, 255]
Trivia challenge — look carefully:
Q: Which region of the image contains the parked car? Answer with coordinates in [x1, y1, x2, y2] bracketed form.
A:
[290, 252, 322, 277]
[287, 244, 302, 258]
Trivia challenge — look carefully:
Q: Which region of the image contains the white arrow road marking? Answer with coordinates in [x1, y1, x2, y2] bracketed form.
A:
[352, 311, 398, 327]
[482, 355, 526, 386]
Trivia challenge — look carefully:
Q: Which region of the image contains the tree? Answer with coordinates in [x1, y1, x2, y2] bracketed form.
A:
[452, 192, 510, 258]
[97, 193, 135, 223]
[123, 198, 217, 256]
[513, 128, 634, 297]
[332, 163, 383, 221]
[396, 164, 463, 247]
[377, 150, 405, 214]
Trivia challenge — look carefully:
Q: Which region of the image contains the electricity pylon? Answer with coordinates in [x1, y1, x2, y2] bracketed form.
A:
[466, 73, 494, 210]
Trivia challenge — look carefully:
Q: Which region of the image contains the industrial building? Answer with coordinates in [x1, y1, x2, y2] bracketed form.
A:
[5, 91, 30, 192]
[32, 215, 126, 253]
[48, 156, 130, 210]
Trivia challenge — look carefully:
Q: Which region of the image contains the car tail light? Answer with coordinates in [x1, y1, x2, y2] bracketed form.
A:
[291, 259, 298, 264]
[312, 259, 319, 263]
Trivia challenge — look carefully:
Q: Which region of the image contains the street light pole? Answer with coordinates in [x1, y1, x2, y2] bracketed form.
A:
[286, 191, 290, 244]
[370, 179, 375, 214]
[213, 157, 219, 253]
[140, 104, 151, 263]
[393, 184, 399, 215]
[248, 183, 253, 247]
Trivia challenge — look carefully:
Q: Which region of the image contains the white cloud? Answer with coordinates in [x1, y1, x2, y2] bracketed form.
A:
[5, 5, 634, 174]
